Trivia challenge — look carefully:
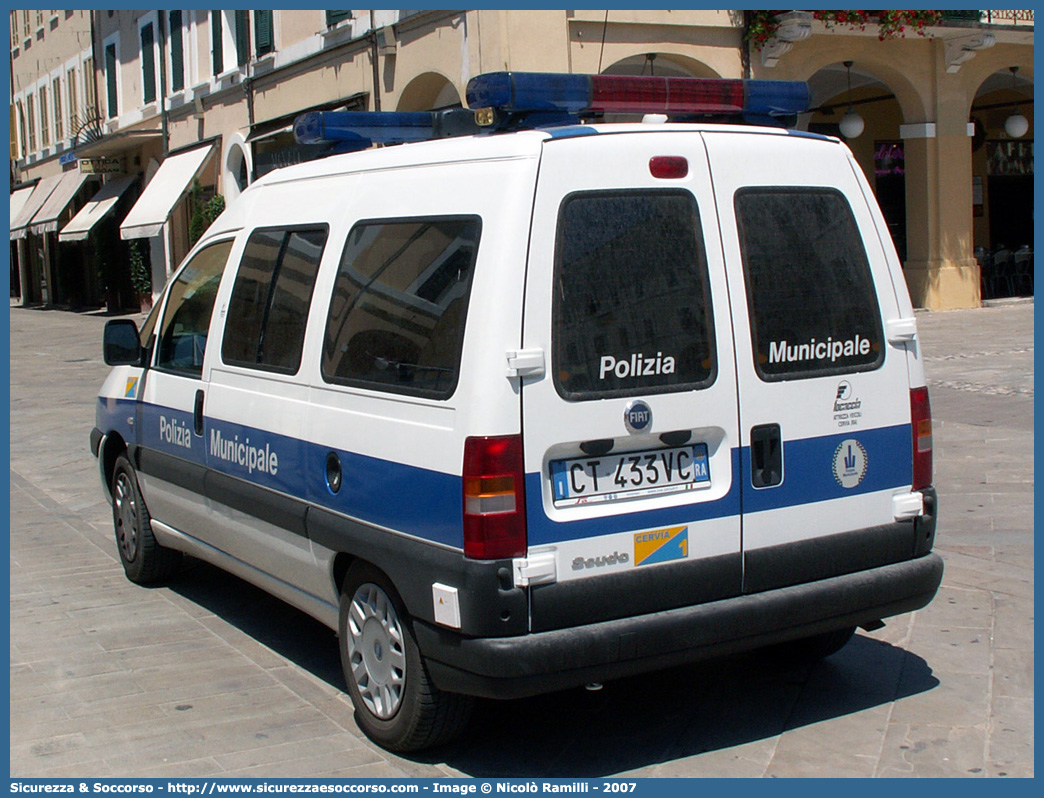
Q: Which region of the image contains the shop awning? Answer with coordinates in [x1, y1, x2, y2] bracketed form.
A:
[120, 144, 215, 240]
[10, 185, 36, 229]
[59, 176, 137, 243]
[10, 175, 62, 240]
[29, 171, 94, 235]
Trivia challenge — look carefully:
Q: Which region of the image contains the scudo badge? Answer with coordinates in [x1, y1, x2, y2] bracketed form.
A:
[624, 400, 653, 434]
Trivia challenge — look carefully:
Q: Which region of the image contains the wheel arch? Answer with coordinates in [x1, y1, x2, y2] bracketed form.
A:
[99, 432, 129, 501]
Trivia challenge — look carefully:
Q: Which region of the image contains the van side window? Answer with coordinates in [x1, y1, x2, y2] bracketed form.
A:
[321, 216, 480, 399]
[138, 297, 161, 350]
[222, 226, 328, 374]
[553, 190, 716, 400]
[155, 239, 234, 377]
[736, 188, 884, 381]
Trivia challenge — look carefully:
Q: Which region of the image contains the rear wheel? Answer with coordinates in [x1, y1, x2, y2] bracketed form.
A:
[111, 454, 181, 584]
[339, 563, 472, 751]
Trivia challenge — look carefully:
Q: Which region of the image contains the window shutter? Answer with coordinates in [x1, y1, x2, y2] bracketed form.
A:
[211, 11, 223, 75]
[105, 43, 118, 118]
[170, 10, 184, 93]
[141, 23, 156, 105]
[235, 10, 250, 66]
[326, 10, 352, 27]
[254, 10, 273, 57]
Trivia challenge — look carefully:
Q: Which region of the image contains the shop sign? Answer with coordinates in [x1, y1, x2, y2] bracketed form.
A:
[874, 142, 905, 176]
[79, 158, 123, 175]
[58, 151, 78, 166]
[987, 140, 1034, 176]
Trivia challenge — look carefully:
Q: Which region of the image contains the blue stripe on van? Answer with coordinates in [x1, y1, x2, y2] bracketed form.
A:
[123, 401, 914, 553]
[740, 423, 913, 515]
[95, 396, 137, 448]
[205, 413, 464, 549]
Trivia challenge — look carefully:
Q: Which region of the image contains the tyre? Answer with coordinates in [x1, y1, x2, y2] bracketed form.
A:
[111, 454, 181, 584]
[339, 563, 472, 751]
[769, 626, 857, 665]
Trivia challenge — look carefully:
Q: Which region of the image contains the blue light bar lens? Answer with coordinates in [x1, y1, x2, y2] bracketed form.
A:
[295, 111, 438, 145]
[745, 80, 811, 117]
[467, 72, 591, 114]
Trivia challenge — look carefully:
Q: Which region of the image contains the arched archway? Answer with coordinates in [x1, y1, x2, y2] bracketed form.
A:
[969, 66, 1034, 296]
[601, 52, 720, 79]
[806, 62, 916, 262]
[396, 72, 461, 111]
[221, 131, 252, 205]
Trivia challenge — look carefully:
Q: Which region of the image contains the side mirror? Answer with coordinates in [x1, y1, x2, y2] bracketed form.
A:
[103, 319, 143, 366]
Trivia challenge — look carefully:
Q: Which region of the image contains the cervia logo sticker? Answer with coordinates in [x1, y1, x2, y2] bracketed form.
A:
[624, 400, 653, 434]
[833, 439, 868, 489]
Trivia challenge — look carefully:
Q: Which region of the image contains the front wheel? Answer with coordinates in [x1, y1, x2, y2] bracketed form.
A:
[111, 454, 181, 584]
[338, 563, 472, 751]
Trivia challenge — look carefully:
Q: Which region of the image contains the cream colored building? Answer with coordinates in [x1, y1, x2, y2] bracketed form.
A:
[10, 10, 1035, 310]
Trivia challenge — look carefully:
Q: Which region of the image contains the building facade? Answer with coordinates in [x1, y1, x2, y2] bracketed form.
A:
[10, 10, 1035, 310]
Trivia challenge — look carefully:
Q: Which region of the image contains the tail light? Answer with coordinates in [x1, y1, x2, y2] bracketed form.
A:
[462, 435, 527, 559]
[911, 387, 933, 490]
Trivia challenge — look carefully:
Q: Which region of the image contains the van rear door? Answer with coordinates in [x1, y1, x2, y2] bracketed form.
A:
[703, 131, 919, 594]
[518, 131, 741, 631]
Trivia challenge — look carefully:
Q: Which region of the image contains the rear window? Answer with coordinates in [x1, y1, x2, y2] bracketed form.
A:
[553, 190, 716, 400]
[736, 188, 884, 381]
[321, 216, 480, 399]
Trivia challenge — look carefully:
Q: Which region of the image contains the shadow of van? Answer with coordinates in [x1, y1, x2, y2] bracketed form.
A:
[169, 559, 938, 775]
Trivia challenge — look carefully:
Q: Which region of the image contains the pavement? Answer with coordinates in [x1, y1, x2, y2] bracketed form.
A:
[8, 299, 1034, 778]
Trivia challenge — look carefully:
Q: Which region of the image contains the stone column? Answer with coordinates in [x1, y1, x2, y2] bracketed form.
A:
[900, 108, 980, 309]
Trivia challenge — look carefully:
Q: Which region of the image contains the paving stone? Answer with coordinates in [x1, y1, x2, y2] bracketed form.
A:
[875, 724, 989, 777]
[987, 696, 1035, 778]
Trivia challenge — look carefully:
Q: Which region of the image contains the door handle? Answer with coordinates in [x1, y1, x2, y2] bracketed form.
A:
[750, 423, 782, 488]
[194, 390, 205, 436]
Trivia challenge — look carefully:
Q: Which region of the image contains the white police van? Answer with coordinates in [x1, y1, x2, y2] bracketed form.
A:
[92, 71, 942, 751]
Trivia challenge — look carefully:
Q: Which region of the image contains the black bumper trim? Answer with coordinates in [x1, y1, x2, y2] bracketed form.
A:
[418, 552, 943, 699]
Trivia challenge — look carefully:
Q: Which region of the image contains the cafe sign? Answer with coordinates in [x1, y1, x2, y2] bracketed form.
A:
[79, 157, 123, 175]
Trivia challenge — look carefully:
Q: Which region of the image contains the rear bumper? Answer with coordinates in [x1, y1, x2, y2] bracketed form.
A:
[417, 552, 943, 699]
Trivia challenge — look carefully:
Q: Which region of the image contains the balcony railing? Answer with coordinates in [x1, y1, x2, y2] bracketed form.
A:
[984, 10, 1034, 25]
[943, 10, 1034, 26]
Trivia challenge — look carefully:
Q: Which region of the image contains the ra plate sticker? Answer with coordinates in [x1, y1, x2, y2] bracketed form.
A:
[124, 377, 139, 398]
[833, 439, 868, 488]
[634, 525, 689, 566]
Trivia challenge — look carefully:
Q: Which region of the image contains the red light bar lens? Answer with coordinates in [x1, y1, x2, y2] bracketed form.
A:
[590, 75, 745, 115]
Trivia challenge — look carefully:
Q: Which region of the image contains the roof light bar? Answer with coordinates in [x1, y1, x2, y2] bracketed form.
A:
[466, 71, 811, 120]
[291, 72, 812, 152]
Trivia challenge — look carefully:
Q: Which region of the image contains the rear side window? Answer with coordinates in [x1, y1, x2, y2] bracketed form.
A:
[321, 216, 480, 399]
[553, 190, 716, 400]
[155, 239, 233, 377]
[221, 226, 327, 374]
[736, 188, 884, 381]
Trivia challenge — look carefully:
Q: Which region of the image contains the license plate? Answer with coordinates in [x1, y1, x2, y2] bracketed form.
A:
[550, 444, 710, 506]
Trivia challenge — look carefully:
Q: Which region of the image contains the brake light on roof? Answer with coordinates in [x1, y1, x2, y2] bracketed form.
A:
[649, 156, 688, 179]
[466, 71, 810, 121]
[910, 387, 933, 491]
[462, 435, 527, 560]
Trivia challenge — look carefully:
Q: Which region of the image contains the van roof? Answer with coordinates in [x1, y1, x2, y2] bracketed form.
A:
[250, 120, 837, 191]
